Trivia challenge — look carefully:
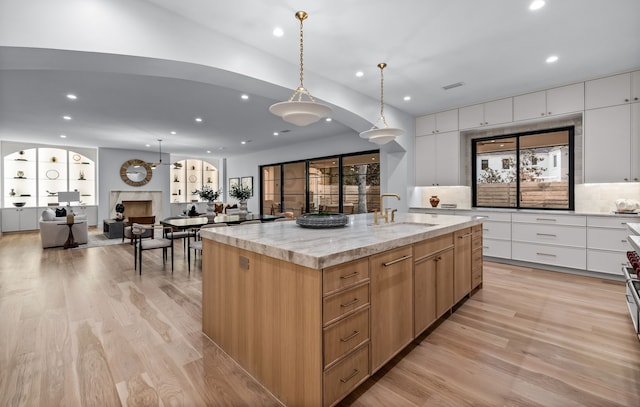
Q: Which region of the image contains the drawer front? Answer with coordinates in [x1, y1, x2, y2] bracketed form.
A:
[512, 223, 586, 247]
[481, 220, 511, 240]
[511, 212, 586, 226]
[472, 267, 483, 287]
[324, 258, 369, 295]
[466, 210, 512, 222]
[512, 242, 586, 269]
[323, 344, 369, 407]
[587, 227, 631, 251]
[414, 233, 453, 260]
[482, 238, 511, 258]
[323, 309, 370, 368]
[472, 234, 482, 251]
[323, 283, 370, 325]
[472, 224, 482, 234]
[587, 249, 628, 275]
[586, 215, 638, 228]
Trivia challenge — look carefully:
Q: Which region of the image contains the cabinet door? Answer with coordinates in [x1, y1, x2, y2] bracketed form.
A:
[414, 255, 437, 336]
[370, 246, 413, 372]
[415, 114, 436, 136]
[435, 131, 460, 186]
[454, 229, 472, 303]
[585, 72, 631, 109]
[435, 109, 459, 133]
[459, 103, 485, 129]
[513, 91, 546, 121]
[2, 209, 21, 232]
[484, 98, 513, 126]
[632, 70, 640, 102]
[584, 104, 631, 182]
[546, 82, 584, 116]
[415, 134, 436, 186]
[435, 248, 454, 318]
[632, 102, 640, 181]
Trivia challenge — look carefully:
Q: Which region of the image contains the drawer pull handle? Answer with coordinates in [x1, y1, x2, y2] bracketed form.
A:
[536, 252, 556, 257]
[340, 330, 360, 342]
[383, 254, 413, 267]
[622, 240, 628, 243]
[536, 218, 556, 222]
[340, 298, 360, 308]
[340, 369, 360, 383]
[536, 233, 557, 237]
[340, 272, 360, 280]
[483, 246, 489, 249]
[457, 233, 472, 238]
[483, 228, 489, 231]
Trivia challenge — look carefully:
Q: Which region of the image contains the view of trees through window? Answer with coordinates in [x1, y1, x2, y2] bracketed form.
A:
[260, 151, 380, 216]
[473, 127, 574, 210]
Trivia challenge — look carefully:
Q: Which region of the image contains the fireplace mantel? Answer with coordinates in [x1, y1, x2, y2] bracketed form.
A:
[109, 190, 163, 221]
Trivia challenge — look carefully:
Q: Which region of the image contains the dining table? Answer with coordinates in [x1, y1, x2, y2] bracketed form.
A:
[160, 216, 210, 230]
[212, 213, 284, 225]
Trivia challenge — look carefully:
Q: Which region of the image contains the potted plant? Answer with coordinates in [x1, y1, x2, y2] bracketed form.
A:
[229, 183, 252, 216]
[195, 185, 220, 214]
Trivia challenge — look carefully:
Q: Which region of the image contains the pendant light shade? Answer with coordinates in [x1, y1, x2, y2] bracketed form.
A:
[359, 63, 404, 145]
[269, 11, 332, 126]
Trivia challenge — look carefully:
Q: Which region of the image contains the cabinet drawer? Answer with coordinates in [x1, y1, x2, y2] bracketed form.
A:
[511, 213, 586, 226]
[512, 242, 586, 269]
[467, 211, 512, 222]
[323, 344, 369, 407]
[482, 238, 511, 258]
[472, 247, 483, 266]
[512, 223, 585, 247]
[324, 258, 369, 295]
[481, 220, 511, 240]
[587, 249, 627, 275]
[323, 283, 370, 325]
[587, 216, 638, 228]
[323, 308, 369, 368]
[472, 234, 482, 251]
[587, 227, 631, 251]
[414, 233, 453, 260]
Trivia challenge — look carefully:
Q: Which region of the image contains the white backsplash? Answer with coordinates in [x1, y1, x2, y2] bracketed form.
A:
[414, 183, 640, 214]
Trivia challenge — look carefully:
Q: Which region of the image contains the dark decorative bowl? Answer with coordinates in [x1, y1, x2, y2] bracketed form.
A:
[13, 202, 26, 207]
[296, 212, 348, 228]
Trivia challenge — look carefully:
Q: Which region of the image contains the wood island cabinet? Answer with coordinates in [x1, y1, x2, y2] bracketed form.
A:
[202, 219, 482, 407]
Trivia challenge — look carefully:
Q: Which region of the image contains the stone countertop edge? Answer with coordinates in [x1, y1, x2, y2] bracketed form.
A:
[410, 207, 640, 217]
[200, 212, 482, 270]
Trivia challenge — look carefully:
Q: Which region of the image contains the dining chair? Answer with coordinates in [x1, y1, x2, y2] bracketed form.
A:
[188, 223, 227, 272]
[123, 216, 155, 244]
[133, 224, 174, 275]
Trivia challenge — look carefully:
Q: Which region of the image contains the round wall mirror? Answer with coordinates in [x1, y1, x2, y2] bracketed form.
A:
[120, 159, 153, 186]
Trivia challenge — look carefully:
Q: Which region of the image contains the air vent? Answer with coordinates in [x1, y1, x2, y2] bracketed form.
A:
[442, 82, 465, 90]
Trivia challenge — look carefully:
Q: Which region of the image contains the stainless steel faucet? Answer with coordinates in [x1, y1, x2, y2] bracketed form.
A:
[374, 194, 401, 224]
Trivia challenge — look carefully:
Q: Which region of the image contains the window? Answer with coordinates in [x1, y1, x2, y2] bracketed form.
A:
[260, 151, 379, 216]
[472, 127, 574, 210]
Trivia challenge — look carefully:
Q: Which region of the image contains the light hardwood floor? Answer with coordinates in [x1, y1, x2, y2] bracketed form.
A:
[1, 230, 639, 406]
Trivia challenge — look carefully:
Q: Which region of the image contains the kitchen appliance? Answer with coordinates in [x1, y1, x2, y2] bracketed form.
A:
[624, 270, 640, 335]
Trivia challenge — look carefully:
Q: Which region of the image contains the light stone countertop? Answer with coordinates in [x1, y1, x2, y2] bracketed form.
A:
[410, 206, 640, 218]
[628, 223, 640, 236]
[200, 212, 482, 269]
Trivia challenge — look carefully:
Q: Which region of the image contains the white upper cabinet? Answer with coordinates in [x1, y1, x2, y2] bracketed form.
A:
[514, 83, 584, 121]
[585, 71, 638, 109]
[459, 98, 512, 129]
[415, 131, 460, 186]
[415, 109, 458, 136]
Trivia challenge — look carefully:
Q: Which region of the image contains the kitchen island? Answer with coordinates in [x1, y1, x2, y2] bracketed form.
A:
[200, 212, 483, 407]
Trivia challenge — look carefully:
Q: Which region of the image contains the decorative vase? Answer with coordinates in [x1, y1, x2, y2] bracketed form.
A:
[9, 188, 16, 197]
[238, 200, 248, 218]
[206, 202, 216, 215]
[429, 195, 440, 208]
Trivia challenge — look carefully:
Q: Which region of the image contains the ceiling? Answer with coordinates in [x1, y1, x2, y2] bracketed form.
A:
[0, 0, 639, 158]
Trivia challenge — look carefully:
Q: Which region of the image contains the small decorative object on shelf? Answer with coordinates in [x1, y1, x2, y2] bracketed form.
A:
[173, 162, 182, 169]
[207, 177, 212, 183]
[9, 188, 16, 197]
[51, 156, 57, 163]
[79, 170, 85, 180]
[115, 203, 125, 221]
[429, 195, 440, 208]
[174, 175, 179, 182]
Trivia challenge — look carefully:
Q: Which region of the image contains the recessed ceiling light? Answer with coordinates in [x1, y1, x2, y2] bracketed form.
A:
[195, 117, 203, 123]
[325, 118, 332, 122]
[355, 71, 364, 78]
[145, 144, 151, 147]
[170, 131, 177, 135]
[546, 55, 559, 63]
[62, 115, 72, 120]
[403, 96, 411, 101]
[59, 134, 66, 138]
[273, 27, 284, 37]
[206, 150, 211, 154]
[66, 94, 77, 100]
[241, 94, 249, 100]
[529, 0, 545, 10]
[273, 132, 279, 136]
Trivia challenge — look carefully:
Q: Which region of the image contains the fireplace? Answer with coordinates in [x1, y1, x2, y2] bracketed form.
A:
[109, 190, 163, 220]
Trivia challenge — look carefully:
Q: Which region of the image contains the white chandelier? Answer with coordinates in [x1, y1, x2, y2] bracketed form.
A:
[359, 63, 404, 145]
[269, 11, 332, 126]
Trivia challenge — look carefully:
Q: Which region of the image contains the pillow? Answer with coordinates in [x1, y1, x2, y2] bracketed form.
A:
[55, 207, 67, 217]
[41, 208, 55, 221]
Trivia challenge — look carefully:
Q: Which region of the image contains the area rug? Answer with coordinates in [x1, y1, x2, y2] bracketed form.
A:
[74, 231, 126, 249]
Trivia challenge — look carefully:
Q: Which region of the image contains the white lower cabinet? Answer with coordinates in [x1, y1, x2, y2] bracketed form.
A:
[586, 215, 637, 276]
[512, 241, 586, 269]
[2, 207, 38, 231]
[482, 238, 512, 259]
[587, 250, 628, 275]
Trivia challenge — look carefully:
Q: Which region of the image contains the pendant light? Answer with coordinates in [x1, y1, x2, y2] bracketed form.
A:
[359, 63, 404, 145]
[269, 11, 332, 126]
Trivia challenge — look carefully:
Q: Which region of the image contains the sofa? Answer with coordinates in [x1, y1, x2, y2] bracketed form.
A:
[39, 208, 88, 248]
